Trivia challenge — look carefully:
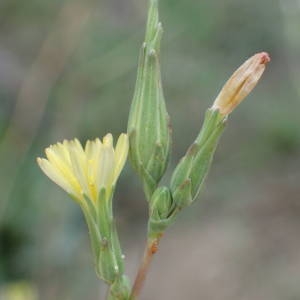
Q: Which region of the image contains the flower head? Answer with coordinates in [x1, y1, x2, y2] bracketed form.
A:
[212, 52, 270, 116]
[37, 133, 128, 202]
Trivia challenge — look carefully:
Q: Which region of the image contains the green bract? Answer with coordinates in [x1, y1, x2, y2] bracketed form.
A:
[170, 109, 226, 207]
[80, 189, 130, 299]
[148, 110, 226, 237]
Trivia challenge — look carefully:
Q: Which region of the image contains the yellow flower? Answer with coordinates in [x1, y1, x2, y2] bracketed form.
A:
[212, 52, 270, 116]
[1, 281, 38, 300]
[37, 133, 129, 202]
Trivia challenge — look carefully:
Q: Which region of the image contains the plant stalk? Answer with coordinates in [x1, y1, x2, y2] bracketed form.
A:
[130, 236, 161, 299]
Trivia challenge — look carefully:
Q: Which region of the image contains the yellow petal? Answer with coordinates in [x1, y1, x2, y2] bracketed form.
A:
[50, 142, 71, 166]
[97, 144, 115, 189]
[37, 134, 128, 204]
[68, 140, 90, 197]
[86, 139, 102, 201]
[103, 133, 113, 147]
[45, 148, 79, 189]
[37, 157, 80, 197]
[113, 133, 129, 184]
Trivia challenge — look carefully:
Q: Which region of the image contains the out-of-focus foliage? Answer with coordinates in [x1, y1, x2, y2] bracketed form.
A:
[0, 0, 299, 299]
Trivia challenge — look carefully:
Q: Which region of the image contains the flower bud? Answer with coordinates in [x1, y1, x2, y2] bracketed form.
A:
[212, 52, 270, 115]
[149, 186, 174, 235]
[170, 53, 270, 207]
[108, 275, 131, 300]
[127, 0, 171, 199]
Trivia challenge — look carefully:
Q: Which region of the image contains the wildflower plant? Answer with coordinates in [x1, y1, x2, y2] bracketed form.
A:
[37, 0, 270, 299]
[38, 135, 130, 298]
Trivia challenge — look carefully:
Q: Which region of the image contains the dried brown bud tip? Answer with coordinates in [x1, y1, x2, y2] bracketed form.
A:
[211, 52, 270, 116]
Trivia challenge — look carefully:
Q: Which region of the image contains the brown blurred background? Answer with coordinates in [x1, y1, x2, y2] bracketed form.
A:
[0, 0, 299, 299]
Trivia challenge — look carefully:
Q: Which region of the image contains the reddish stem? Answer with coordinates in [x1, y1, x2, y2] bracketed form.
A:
[130, 237, 161, 299]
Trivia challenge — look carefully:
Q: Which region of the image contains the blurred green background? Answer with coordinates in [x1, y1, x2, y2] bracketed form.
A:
[0, 0, 299, 299]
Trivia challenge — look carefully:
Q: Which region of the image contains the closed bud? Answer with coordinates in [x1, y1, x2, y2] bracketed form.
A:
[128, 0, 171, 200]
[171, 52, 270, 206]
[108, 275, 131, 300]
[212, 52, 270, 116]
[149, 186, 174, 235]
